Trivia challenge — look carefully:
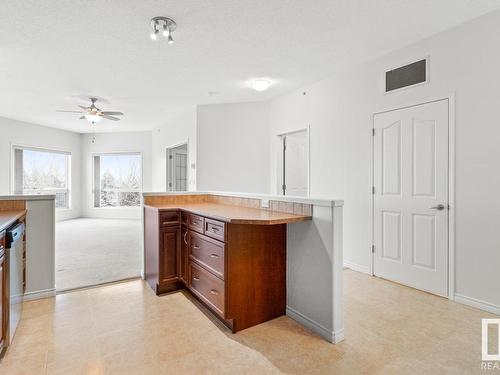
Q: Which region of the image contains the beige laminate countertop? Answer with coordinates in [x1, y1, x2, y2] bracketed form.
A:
[145, 203, 311, 225]
[0, 210, 26, 232]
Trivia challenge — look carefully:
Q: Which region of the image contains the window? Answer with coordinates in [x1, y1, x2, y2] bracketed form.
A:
[93, 153, 142, 208]
[13, 147, 71, 209]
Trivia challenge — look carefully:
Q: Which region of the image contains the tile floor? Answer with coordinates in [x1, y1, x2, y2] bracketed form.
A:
[0, 270, 497, 374]
[56, 218, 142, 291]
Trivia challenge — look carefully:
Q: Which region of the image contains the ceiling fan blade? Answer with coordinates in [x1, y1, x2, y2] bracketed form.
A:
[100, 111, 123, 116]
[102, 115, 120, 121]
[56, 110, 82, 113]
[79, 116, 85, 120]
[78, 105, 89, 110]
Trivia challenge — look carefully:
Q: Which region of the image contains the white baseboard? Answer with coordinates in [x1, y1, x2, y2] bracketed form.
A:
[286, 306, 344, 344]
[454, 293, 500, 316]
[23, 288, 56, 301]
[343, 260, 371, 275]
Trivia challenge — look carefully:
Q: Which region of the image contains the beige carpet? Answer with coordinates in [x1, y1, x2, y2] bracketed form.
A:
[55, 218, 141, 291]
[1, 270, 497, 374]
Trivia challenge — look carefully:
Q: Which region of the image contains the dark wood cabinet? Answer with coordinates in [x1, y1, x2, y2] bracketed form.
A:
[159, 226, 180, 285]
[144, 205, 287, 333]
[144, 207, 181, 294]
[0, 231, 6, 354]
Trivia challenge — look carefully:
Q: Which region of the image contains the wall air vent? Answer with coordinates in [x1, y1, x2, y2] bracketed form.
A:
[385, 58, 428, 93]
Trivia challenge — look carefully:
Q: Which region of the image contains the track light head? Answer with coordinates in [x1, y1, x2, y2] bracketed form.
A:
[150, 21, 159, 40]
[150, 16, 177, 44]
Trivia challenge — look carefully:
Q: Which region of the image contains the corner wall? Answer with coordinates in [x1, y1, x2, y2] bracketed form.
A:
[80, 131, 152, 220]
[269, 10, 500, 310]
[0, 117, 82, 221]
[197, 102, 271, 193]
[151, 108, 197, 192]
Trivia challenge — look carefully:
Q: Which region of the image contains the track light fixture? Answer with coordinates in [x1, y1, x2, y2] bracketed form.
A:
[150, 16, 177, 43]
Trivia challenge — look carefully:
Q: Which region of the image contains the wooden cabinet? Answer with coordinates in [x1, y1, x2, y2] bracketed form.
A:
[144, 206, 286, 332]
[0, 231, 6, 354]
[159, 226, 180, 286]
[144, 207, 181, 294]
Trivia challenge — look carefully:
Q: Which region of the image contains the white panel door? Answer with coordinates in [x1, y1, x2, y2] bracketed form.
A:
[373, 100, 449, 296]
[284, 130, 308, 197]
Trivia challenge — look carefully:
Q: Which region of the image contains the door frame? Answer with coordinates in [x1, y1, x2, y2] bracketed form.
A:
[166, 140, 189, 192]
[369, 94, 455, 299]
[276, 126, 311, 197]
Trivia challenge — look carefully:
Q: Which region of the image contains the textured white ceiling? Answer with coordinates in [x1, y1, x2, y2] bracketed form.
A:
[1, 0, 500, 133]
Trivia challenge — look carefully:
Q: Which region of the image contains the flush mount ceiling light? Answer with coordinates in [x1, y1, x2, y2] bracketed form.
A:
[250, 79, 272, 92]
[150, 16, 177, 43]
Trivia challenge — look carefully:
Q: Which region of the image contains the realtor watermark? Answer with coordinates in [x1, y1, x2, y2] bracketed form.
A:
[481, 319, 500, 371]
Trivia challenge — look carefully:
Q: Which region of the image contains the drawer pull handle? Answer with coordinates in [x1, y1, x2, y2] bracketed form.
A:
[162, 221, 178, 225]
[210, 254, 219, 258]
[210, 289, 219, 295]
[192, 245, 200, 249]
[183, 232, 188, 245]
[193, 276, 200, 281]
[211, 227, 220, 232]
[193, 220, 201, 225]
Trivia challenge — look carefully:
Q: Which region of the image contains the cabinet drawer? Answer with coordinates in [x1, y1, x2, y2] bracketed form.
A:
[159, 211, 180, 227]
[189, 231, 224, 279]
[204, 218, 225, 242]
[187, 214, 204, 233]
[189, 261, 224, 316]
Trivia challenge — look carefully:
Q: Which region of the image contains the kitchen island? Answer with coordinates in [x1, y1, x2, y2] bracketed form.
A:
[143, 192, 344, 343]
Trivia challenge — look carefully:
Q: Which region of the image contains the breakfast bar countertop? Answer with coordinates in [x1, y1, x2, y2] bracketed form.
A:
[144, 203, 311, 225]
[0, 210, 27, 232]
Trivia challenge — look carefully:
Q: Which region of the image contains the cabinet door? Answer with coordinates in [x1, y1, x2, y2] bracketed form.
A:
[180, 226, 188, 283]
[159, 226, 180, 284]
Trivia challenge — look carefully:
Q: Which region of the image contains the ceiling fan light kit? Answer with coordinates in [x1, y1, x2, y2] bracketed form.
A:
[150, 16, 176, 43]
[56, 97, 124, 124]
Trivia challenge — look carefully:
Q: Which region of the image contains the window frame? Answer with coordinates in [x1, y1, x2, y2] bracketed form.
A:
[91, 151, 143, 209]
[11, 145, 72, 210]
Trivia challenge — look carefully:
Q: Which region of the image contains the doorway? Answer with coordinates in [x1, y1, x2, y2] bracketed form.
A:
[278, 129, 309, 197]
[166, 143, 188, 192]
[372, 99, 451, 296]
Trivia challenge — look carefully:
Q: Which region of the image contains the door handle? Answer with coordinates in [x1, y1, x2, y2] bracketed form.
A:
[429, 204, 446, 211]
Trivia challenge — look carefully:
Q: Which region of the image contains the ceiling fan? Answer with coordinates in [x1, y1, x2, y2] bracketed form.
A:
[56, 97, 124, 124]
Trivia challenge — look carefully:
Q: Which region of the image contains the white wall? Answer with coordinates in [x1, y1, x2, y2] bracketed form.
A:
[151, 108, 197, 192]
[0, 117, 81, 221]
[197, 102, 270, 193]
[269, 10, 500, 310]
[81, 131, 152, 219]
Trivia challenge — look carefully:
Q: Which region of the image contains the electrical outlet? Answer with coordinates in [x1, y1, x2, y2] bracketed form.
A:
[261, 199, 270, 208]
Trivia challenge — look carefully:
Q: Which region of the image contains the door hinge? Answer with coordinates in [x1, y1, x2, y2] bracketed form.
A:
[372, 245, 375, 253]
[372, 128, 375, 136]
[169, 155, 173, 159]
[372, 186, 375, 195]
[282, 184, 286, 191]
